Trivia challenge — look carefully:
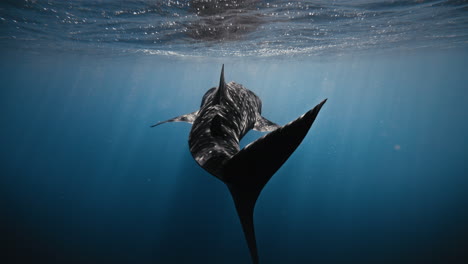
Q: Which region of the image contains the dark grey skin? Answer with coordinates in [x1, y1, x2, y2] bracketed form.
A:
[152, 65, 326, 264]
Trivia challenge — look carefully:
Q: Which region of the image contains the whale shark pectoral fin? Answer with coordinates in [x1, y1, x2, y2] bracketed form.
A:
[150, 111, 198, 127]
[253, 115, 281, 132]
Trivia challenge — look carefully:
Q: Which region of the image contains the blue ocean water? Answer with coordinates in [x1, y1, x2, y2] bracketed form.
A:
[1, 1, 468, 264]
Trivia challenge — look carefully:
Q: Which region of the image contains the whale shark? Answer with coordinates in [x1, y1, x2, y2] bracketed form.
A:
[152, 65, 326, 264]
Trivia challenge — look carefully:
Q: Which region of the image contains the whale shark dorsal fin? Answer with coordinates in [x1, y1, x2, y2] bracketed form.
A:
[213, 64, 227, 105]
[150, 110, 198, 127]
[253, 115, 280, 132]
[222, 99, 327, 264]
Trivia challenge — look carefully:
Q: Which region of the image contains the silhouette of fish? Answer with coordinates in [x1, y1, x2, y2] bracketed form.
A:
[152, 65, 326, 263]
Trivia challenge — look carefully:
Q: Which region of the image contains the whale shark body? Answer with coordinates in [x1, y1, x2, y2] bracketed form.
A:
[152, 65, 326, 264]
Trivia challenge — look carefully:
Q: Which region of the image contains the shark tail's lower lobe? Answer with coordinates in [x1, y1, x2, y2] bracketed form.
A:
[228, 184, 260, 264]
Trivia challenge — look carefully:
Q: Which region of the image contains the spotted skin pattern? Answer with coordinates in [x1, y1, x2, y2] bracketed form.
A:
[152, 65, 326, 264]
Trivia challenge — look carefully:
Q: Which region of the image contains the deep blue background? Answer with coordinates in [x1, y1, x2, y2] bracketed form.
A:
[1, 49, 468, 263]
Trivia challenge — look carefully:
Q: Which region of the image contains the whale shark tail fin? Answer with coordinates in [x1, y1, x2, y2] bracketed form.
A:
[222, 99, 327, 264]
[227, 184, 260, 264]
[150, 111, 198, 127]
